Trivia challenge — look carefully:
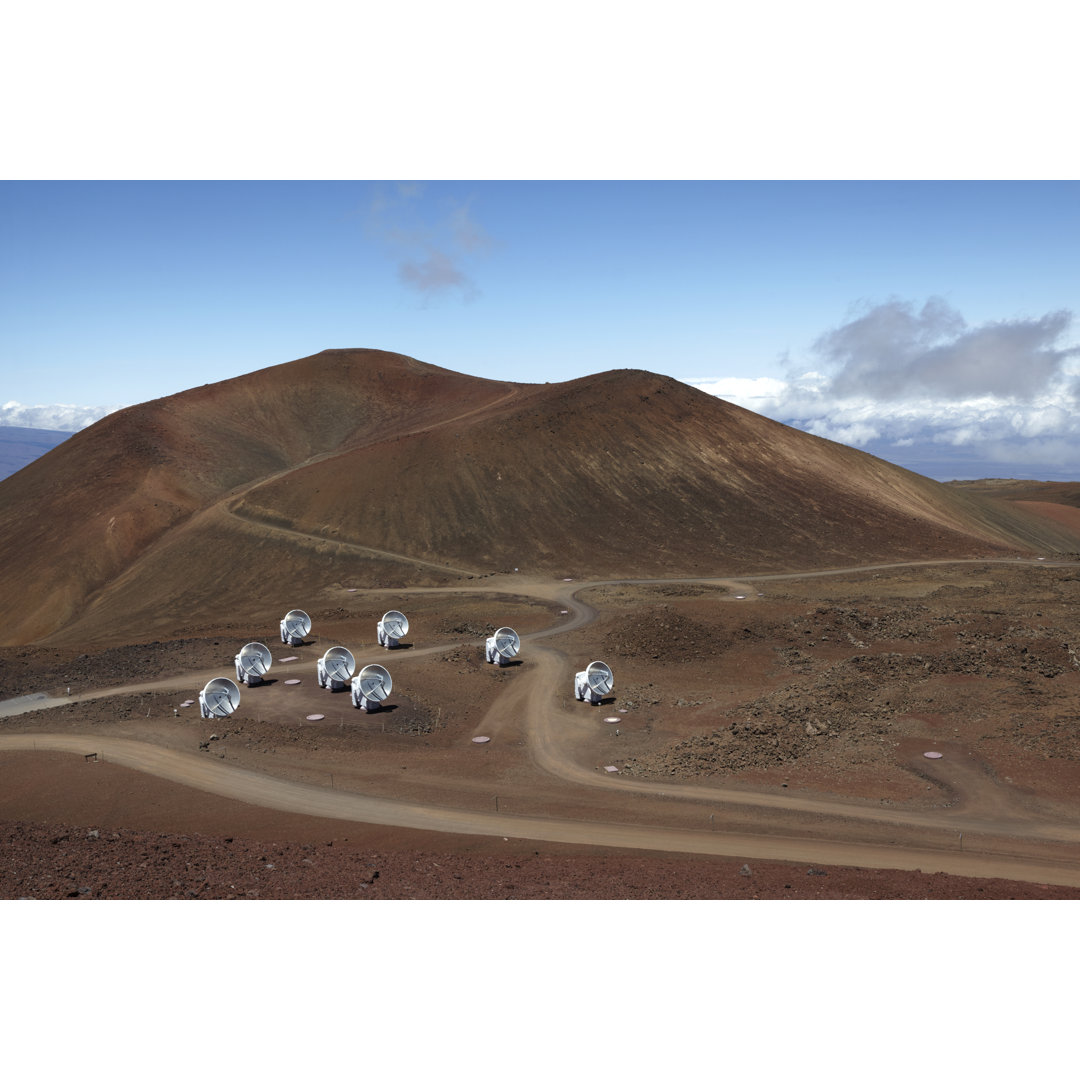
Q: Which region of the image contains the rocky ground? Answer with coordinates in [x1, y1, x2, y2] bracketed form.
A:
[5, 818, 1075, 900]
[5, 561, 1080, 899]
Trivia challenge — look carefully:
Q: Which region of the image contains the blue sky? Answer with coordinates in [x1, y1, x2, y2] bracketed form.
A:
[3, 179, 1078, 479]
[2, 3, 1078, 482]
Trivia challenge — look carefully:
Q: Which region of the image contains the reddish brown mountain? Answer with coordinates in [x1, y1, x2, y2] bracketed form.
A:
[1, 348, 1076, 648]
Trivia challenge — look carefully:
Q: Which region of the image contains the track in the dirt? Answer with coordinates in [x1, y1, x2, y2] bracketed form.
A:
[3, 557, 1080, 887]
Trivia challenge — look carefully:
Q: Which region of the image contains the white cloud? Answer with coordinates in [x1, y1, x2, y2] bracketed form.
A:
[814, 298, 1077, 401]
[687, 298, 1080, 479]
[684, 375, 788, 411]
[1, 401, 118, 431]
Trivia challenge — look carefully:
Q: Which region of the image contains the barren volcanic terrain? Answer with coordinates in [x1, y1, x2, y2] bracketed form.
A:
[4, 350, 1080, 899]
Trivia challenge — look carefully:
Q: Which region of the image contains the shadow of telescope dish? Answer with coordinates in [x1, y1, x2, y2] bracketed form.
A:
[280, 609, 312, 645]
[586, 661, 614, 696]
[355, 664, 392, 702]
[236, 642, 272, 683]
[199, 677, 240, 718]
[493, 627, 520, 659]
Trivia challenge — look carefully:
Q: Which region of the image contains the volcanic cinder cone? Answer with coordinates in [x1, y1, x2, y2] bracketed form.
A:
[2, 348, 1076, 648]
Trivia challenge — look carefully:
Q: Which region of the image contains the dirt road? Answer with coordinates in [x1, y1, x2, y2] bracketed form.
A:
[4, 730, 1079, 886]
[4, 557, 1080, 887]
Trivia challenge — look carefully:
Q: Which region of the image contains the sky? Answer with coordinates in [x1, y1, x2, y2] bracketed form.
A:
[2, 2, 1078, 491]
[4, 179, 1077, 480]
[5, 2, 1075, 1052]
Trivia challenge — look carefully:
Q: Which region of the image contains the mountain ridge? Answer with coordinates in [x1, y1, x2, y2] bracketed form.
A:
[1, 348, 1077, 648]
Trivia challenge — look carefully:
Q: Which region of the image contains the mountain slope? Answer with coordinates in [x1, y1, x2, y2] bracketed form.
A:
[1, 349, 1076, 648]
[0, 350, 514, 644]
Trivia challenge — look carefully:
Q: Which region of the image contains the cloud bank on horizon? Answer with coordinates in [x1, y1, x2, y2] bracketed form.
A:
[6, 295, 1078, 484]
[1, 401, 117, 432]
[689, 298, 1080, 481]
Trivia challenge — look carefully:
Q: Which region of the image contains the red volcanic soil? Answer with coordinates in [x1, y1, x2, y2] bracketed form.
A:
[5, 351, 1080, 901]
[2, 754, 1073, 899]
[1014, 500, 1080, 535]
[2, 349, 1077, 649]
[4, 820, 1070, 900]
[6, 558, 1080, 900]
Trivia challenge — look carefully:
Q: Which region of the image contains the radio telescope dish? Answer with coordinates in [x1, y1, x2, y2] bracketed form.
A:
[199, 677, 240, 718]
[485, 626, 520, 667]
[280, 609, 311, 646]
[317, 646, 356, 691]
[351, 664, 392, 711]
[234, 642, 272, 686]
[574, 660, 613, 705]
[377, 610, 409, 648]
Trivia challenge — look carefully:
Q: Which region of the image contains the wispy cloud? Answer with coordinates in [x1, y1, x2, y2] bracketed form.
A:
[1, 401, 118, 431]
[398, 250, 478, 300]
[688, 298, 1080, 479]
[366, 183, 492, 303]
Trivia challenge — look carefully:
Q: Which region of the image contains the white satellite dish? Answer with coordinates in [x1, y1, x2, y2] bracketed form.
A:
[199, 677, 241, 718]
[351, 664, 392, 711]
[377, 610, 409, 648]
[574, 660, 614, 705]
[280, 609, 311, 646]
[485, 626, 520, 666]
[234, 642, 272, 686]
[317, 646, 356, 691]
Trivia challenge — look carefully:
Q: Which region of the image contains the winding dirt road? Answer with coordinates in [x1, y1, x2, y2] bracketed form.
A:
[4, 557, 1080, 887]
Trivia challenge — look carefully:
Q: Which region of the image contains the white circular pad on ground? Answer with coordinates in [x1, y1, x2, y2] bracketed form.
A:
[924, 751, 943, 759]
[306, 714, 325, 721]
[472, 735, 491, 743]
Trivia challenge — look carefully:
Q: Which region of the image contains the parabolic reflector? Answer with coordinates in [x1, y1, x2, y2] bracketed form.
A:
[321, 647, 356, 682]
[355, 664, 392, 702]
[200, 677, 240, 718]
[380, 610, 409, 639]
[586, 661, 614, 695]
[280, 609, 312, 644]
[492, 627, 520, 659]
[237, 642, 272, 679]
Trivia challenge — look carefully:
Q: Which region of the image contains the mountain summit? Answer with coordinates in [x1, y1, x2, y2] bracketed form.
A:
[1, 348, 1075, 646]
